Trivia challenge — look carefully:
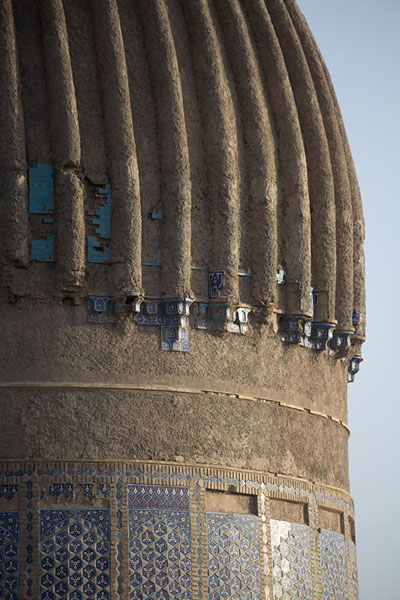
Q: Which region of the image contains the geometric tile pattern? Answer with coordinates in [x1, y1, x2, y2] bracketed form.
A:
[128, 485, 192, 600]
[349, 540, 359, 600]
[0, 512, 19, 600]
[270, 520, 313, 600]
[206, 513, 261, 600]
[320, 530, 347, 600]
[40, 510, 110, 600]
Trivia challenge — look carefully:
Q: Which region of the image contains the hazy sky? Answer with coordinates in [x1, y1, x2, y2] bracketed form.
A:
[296, 1, 400, 598]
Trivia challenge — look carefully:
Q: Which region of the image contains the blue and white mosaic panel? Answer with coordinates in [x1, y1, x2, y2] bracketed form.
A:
[206, 513, 261, 600]
[270, 520, 313, 600]
[320, 529, 347, 600]
[0, 512, 19, 600]
[40, 509, 110, 600]
[128, 485, 192, 600]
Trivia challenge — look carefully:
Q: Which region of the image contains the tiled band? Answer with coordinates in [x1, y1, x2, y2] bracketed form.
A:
[0, 462, 357, 600]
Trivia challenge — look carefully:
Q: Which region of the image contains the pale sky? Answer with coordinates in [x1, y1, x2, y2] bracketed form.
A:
[296, 1, 400, 598]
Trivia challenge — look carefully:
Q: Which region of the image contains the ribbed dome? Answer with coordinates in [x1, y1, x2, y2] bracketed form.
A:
[0, 0, 365, 339]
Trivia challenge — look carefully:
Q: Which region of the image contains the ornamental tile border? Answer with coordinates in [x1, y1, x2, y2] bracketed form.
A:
[0, 510, 19, 600]
[0, 462, 355, 516]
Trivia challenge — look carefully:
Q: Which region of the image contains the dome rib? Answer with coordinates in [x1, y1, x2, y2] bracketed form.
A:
[0, 0, 28, 266]
[166, 0, 210, 291]
[91, 0, 143, 297]
[119, 0, 161, 297]
[284, 0, 365, 333]
[283, 0, 353, 330]
[215, 0, 278, 307]
[139, 0, 192, 299]
[64, 0, 108, 185]
[183, 0, 241, 304]
[243, 0, 312, 315]
[268, 0, 337, 324]
[39, 0, 85, 290]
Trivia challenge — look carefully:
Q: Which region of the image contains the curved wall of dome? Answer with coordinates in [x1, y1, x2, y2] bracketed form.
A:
[0, 0, 364, 599]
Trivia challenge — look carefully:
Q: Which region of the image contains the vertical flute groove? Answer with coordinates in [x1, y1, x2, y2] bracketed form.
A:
[284, 0, 357, 331]
[39, 0, 85, 289]
[215, 0, 278, 307]
[165, 0, 209, 297]
[0, 0, 28, 266]
[319, 52, 365, 335]
[269, 0, 336, 323]
[118, 0, 161, 296]
[91, 0, 142, 297]
[243, 0, 311, 314]
[183, 0, 241, 304]
[139, 0, 192, 298]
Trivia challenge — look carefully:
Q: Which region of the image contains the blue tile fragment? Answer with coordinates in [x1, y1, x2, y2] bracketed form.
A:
[151, 207, 163, 220]
[29, 163, 54, 214]
[92, 186, 111, 239]
[31, 237, 55, 262]
[276, 269, 286, 284]
[88, 184, 112, 263]
[88, 237, 110, 263]
[208, 271, 224, 299]
[87, 296, 121, 324]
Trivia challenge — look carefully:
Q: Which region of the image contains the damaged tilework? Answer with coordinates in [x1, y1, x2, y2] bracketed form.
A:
[128, 485, 192, 600]
[135, 299, 192, 352]
[0, 511, 19, 600]
[206, 513, 261, 600]
[320, 530, 347, 600]
[40, 509, 110, 600]
[259, 489, 270, 600]
[29, 164, 55, 262]
[31, 237, 55, 262]
[88, 184, 111, 263]
[270, 520, 312, 600]
[87, 297, 122, 324]
[196, 304, 251, 334]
